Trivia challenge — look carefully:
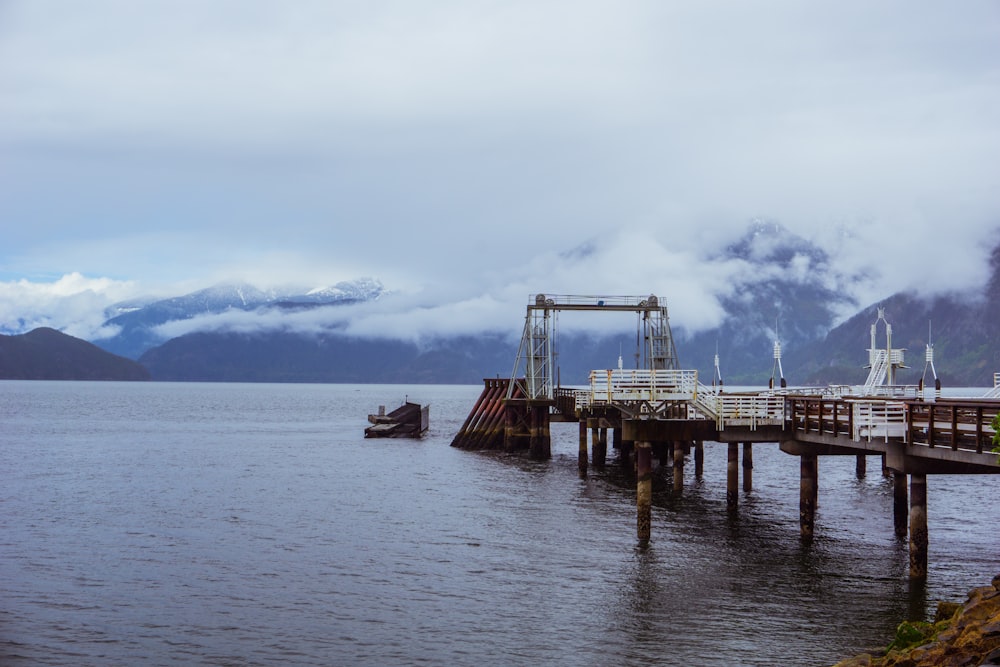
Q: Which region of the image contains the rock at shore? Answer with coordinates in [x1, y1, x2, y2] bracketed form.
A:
[834, 574, 1000, 667]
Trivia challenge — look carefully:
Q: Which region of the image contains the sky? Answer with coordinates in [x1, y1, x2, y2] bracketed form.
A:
[2, 1, 999, 342]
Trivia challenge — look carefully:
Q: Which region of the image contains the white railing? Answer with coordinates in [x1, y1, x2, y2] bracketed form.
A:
[575, 371, 783, 431]
[685, 382, 719, 420]
[711, 394, 785, 430]
[852, 400, 907, 441]
[582, 368, 699, 407]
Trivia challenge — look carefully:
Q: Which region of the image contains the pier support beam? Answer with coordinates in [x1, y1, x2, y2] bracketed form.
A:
[727, 442, 739, 513]
[694, 440, 704, 478]
[800, 453, 818, 540]
[856, 454, 866, 478]
[742, 442, 753, 492]
[673, 441, 684, 495]
[578, 420, 588, 477]
[909, 474, 928, 580]
[637, 441, 652, 544]
[893, 471, 908, 537]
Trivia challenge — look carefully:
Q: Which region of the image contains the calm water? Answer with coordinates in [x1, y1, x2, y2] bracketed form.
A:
[2, 381, 998, 666]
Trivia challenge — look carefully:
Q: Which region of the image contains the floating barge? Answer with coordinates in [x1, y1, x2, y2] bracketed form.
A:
[365, 401, 430, 438]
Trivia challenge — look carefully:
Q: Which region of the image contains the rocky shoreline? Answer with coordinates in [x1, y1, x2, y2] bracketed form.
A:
[834, 574, 1000, 666]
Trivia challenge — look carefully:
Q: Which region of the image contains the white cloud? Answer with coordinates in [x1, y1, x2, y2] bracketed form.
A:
[0, 273, 139, 339]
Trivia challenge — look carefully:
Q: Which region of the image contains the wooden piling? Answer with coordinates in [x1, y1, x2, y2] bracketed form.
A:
[742, 442, 753, 492]
[659, 442, 672, 467]
[637, 441, 652, 544]
[529, 407, 551, 460]
[800, 452, 817, 540]
[578, 420, 588, 477]
[909, 474, 928, 579]
[672, 440, 684, 495]
[694, 440, 704, 477]
[451, 380, 503, 449]
[590, 424, 601, 470]
[856, 454, 867, 478]
[475, 393, 507, 450]
[594, 427, 607, 468]
[451, 379, 494, 447]
[727, 442, 739, 513]
[893, 471, 908, 537]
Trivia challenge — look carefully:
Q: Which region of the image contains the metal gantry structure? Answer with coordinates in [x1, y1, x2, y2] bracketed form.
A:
[507, 294, 680, 400]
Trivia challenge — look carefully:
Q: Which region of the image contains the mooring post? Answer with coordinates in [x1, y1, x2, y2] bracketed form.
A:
[694, 440, 704, 478]
[595, 427, 607, 468]
[800, 452, 818, 540]
[742, 442, 753, 492]
[727, 442, 739, 513]
[856, 454, 867, 478]
[909, 474, 928, 579]
[578, 419, 589, 477]
[893, 471, 908, 537]
[637, 441, 652, 544]
[672, 440, 684, 495]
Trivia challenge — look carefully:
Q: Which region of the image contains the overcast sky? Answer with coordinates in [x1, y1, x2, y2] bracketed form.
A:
[2, 1, 999, 340]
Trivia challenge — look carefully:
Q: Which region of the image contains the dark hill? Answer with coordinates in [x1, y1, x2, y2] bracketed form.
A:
[0, 328, 151, 380]
[138, 330, 657, 384]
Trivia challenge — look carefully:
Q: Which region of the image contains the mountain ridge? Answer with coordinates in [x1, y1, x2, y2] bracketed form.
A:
[93, 278, 385, 359]
[5, 225, 998, 386]
[0, 328, 150, 380]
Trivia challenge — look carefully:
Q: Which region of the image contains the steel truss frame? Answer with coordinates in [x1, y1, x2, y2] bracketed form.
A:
[508, 293, 680, 400]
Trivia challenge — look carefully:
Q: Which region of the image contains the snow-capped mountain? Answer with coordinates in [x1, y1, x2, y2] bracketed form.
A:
[680, 220, 860, 383]
[93, 278, 385, 359]
[298, 277, 384, 303]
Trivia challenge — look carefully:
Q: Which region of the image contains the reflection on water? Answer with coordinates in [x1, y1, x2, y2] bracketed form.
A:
[1, 381, 998, 666]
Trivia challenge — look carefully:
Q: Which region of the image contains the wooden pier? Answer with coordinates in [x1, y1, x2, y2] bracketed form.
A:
[450, 294, 1000, 580]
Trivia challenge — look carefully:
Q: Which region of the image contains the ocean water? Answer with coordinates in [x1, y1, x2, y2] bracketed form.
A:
[2, 381, 998, 666]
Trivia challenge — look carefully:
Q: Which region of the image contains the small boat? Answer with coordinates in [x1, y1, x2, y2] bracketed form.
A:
[365, 401, 430, 438]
